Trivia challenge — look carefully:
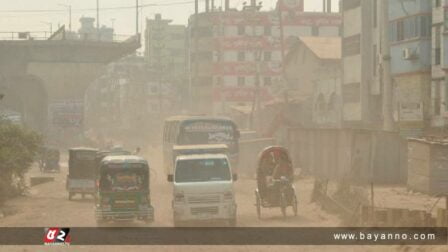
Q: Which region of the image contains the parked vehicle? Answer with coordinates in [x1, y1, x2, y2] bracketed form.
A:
[95, 155, 154, 226]
[168, 153, 237, 227]
[163, 116, 240, 176]
[40, 147, 60, 173]
[66, 147, 98, 200]
[255, 146, 298, 218]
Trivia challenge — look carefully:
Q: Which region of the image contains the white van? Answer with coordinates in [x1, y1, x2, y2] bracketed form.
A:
[168, 154, 237, 226]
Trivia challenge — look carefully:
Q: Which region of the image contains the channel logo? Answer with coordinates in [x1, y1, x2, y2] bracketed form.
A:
[43, 228, 71, 246]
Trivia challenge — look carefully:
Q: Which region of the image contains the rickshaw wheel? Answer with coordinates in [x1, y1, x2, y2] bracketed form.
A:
[280, 192, 287, 218]
[292, 195, 298, 216]
[255, 191, 261, 219]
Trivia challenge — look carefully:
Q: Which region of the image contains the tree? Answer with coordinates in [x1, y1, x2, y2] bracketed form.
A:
[0, 119, 42, 205]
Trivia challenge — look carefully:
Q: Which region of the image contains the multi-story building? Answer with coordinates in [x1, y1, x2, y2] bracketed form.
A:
[341, 0, 383, 129]
[189, 0, 341, 115]
[389, 0, 432, 136]
[431, 0, 448, 130]
[145, 14, 186, 83]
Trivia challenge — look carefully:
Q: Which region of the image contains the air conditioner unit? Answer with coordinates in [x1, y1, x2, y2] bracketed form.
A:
[402, 48, 418, 60]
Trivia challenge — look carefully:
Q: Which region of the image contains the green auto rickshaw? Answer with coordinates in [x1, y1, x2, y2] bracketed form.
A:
[95, 155, 154, 226]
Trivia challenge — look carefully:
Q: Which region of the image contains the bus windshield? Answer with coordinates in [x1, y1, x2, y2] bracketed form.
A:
[175, 158, 231, 183]
[179, 121, 236, 146]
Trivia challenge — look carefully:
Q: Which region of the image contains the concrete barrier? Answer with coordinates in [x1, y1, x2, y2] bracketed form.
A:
[358, 205, 435, 227]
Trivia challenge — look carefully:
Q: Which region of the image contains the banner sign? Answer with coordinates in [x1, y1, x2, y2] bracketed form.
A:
[48, 100, 84, 128]
[213, 87, 273, 102]
[214, 36, 282, 50]
[278, 0, 304, 12]
[213, 62, 282, 76]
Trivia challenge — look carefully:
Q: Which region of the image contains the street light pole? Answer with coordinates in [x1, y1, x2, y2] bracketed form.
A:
[68, 5, 72, 32]
[97, 0, 100, 40]
[380, 0, 394, 131]
[58, 4, 72, 32]
[136, 0, 139, 35]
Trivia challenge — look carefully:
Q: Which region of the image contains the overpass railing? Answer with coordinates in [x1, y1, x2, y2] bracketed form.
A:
[0, 30, 139, 43]
[0, 31, 51, 40]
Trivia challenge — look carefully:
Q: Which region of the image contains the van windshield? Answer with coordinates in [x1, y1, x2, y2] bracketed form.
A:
[175, 158, 231, 183]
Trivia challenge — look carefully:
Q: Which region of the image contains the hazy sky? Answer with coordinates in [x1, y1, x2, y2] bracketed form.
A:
[0, 0, 339, 36]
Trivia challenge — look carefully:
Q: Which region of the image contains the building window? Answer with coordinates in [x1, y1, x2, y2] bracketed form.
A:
[435, 26, 441, 65]
[264, 26, 271, 36]
[263, 51, 271, 61]
[373, 45, 377, 76]
[434, 80, 442, 115]
[445, 79, 448, 111]
[238, 25, 245, 35]
[238, 77, 245, 86]
[445, 9, 448, 28]
[237, 51, 245, 61]
[264, 77, 272, 86]
[419, 15, 431, 37]
[396, 20, 404, 41]
[390, 15, 431, 42]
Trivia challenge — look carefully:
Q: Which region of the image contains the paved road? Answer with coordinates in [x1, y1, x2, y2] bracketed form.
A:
[1, 147, 443, 252]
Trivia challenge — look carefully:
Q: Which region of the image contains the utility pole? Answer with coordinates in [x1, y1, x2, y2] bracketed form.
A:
[97, 0, 100, 40]
[136, 0, 139, 35]
[249, 3, 262, 130]
[59, 4, 72, 32]
[192, 0, 199, 113]
[380, 0, 394, 131]
[68, 5, 72, 32]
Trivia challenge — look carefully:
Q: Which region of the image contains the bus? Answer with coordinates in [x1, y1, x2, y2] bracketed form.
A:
[163, 116, 240, 175]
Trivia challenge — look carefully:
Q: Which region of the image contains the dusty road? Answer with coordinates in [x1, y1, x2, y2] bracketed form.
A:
[0, 147, 445, 252]
[0, 146, 337, 228]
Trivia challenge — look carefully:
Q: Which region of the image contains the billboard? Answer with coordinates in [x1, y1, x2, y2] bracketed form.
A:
[48, 100, 84, 128]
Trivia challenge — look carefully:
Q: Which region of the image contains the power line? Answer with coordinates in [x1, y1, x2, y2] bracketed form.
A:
[0, 0, 200, 14]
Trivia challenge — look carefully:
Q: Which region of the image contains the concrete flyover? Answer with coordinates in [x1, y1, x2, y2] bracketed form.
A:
[0, 35, 140, 139]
